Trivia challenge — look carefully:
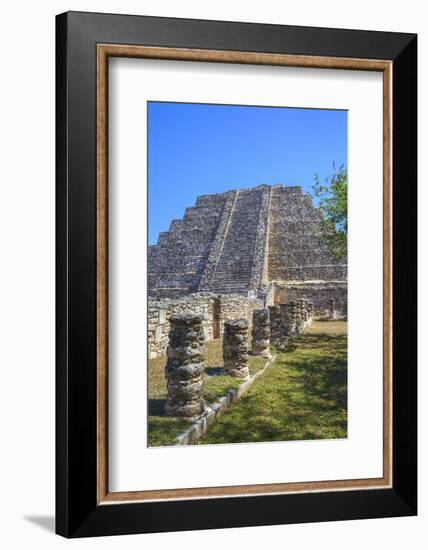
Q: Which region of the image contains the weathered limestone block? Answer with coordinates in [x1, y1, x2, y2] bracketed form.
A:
[298, 298, 313, 328]
[223, 319, 250, 378]
[251, 308, 271, 357]
[282, 301, 298, 339]
[328, 298, 337, 320]
[294, 300, 304, 334]
[268, 305, 282, 347]
[164, 314, 205, 417]
[302, 299, 314, 326]
[299, 298, 309, 324]
[308, 300, 314, 323]
[277, 302, 294, 348]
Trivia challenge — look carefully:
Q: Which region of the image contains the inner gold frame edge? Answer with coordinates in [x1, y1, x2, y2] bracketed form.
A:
[96, 44, 393, 505]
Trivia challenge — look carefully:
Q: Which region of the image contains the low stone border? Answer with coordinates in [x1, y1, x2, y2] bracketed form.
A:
[174, 354, 276, 446]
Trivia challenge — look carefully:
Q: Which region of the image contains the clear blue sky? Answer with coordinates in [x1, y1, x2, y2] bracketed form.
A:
[148, 101, 347, 245]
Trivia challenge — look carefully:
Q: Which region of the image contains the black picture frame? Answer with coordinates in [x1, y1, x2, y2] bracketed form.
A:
[56, 11, 417, 538]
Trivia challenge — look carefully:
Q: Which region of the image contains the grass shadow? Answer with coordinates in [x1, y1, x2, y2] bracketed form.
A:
[148, 398, 166, 416]
[205, 367, 223, 376]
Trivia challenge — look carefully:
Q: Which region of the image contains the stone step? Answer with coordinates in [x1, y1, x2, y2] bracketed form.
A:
[209, 279, 251, 285]
[269, 265, 347, 281]
[207, 188, 264, 292]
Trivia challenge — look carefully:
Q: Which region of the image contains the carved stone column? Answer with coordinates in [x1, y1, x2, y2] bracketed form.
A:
[328, 298, 337, 320]
[277, 302, 295, 347]
[164, 314, 205, 417]
[300, 298, 313, 327]
[223, 319, 249, 378]
[307, 301, 315, 323]
[251, 308, 271, 357]
[300, 298, 309, 324]
[268, 305, 281, 347]
[283, 301, 298, 338]
[295, 299, 304, 333]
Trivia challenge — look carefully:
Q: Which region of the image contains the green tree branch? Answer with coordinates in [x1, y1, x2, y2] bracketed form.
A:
[313, 164, 348, 262]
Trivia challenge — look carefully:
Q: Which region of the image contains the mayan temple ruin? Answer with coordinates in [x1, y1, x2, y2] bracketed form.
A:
[148, 184, 347, 358]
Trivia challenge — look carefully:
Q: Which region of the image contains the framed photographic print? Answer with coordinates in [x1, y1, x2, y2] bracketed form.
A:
[56, 11, 417, 538]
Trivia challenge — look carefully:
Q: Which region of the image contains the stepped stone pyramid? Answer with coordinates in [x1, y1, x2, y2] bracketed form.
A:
[148, 184, 346, 299]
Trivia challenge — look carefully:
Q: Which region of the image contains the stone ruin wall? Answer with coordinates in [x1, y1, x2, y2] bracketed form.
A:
[148, 293, 263, 358]
[217, 294, 263, 336]
[148, 293, 215, 358]
[274, 282, 347, 317]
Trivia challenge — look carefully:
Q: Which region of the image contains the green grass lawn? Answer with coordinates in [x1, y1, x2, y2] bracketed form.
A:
[148, 339, 266, 447]
[199, 320, 347, 445]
